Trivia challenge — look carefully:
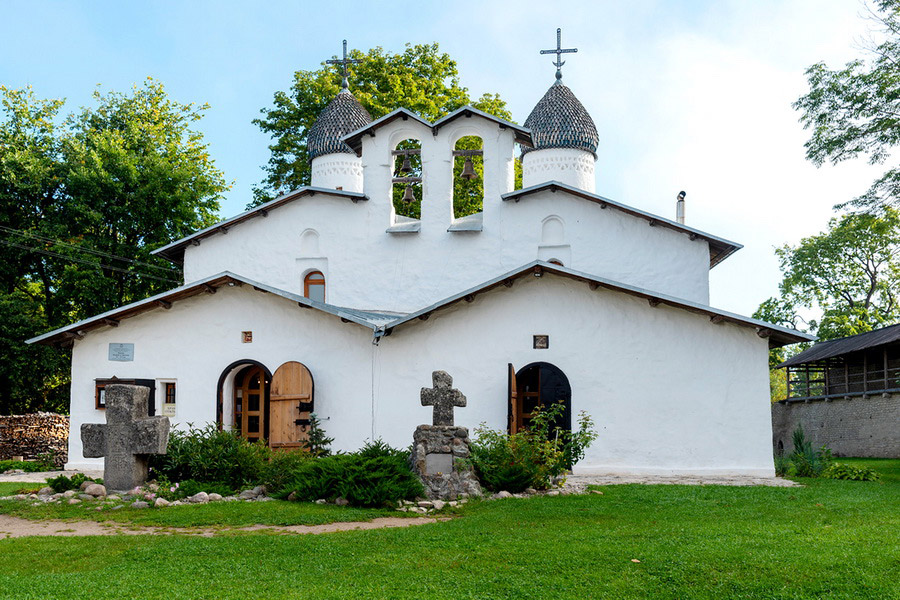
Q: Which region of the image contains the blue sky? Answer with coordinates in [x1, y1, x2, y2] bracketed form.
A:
[0, 0, 883, 316]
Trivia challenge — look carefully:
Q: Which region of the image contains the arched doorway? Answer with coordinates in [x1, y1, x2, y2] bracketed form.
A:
[216, 359, 272, 440]
[508, 362, 572, 435]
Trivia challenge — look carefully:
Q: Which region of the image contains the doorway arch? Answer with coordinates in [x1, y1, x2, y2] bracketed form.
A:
[216, 359, 272, 438]
[509, 362, 572, 435]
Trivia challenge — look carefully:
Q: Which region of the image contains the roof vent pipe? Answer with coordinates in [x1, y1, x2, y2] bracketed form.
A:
[676, 191, 686, 224]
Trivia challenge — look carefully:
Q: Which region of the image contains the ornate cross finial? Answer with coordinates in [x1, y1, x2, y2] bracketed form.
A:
[540, 28, 577, 83]
[326, 39, 362, 91]
[420, 371, 467, 426]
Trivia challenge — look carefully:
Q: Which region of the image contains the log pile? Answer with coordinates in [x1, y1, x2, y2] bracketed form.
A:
[0, 413, 69, 467]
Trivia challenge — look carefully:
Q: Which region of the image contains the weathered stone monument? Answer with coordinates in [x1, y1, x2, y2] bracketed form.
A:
[82, 384, 170, 491]
[412, 371, 482, 500]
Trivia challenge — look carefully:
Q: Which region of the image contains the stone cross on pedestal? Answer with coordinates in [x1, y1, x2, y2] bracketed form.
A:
[82, 384, 170, 491]
[421, 371, 466, 426]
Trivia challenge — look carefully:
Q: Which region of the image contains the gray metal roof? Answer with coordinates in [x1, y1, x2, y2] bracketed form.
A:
[779, 323, 900, 367]
[383, 260, 813, 349]
[151, 187, 367, 264]
[502, 181, 742, 269]
[27, 272, 399, 346]
[522, 83, 598, 157]
[307, 91, 373, 160]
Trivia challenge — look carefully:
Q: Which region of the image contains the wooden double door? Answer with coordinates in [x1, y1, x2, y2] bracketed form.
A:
[508, 362, 572, 435]
[233, 361, 314, 448]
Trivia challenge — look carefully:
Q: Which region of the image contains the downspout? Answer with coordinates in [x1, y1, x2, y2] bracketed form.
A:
[370, 326, 387, 440]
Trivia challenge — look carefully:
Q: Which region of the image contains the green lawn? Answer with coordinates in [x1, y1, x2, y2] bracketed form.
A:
[0, 460, 897, 599]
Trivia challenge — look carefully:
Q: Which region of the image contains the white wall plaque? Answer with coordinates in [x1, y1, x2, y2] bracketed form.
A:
[162, 404, 176, 417]
[108, 343, 134, 362]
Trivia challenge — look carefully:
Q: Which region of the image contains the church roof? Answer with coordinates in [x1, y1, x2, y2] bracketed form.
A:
[502, 181, 741, 269]
[307, 91, 373, 160]
[522, 83, 598, 157]
[342, 106, 533, 156]
[151, 187, 367, 264]
[26, 272, 398, 347]
[382, 261, 814, 349]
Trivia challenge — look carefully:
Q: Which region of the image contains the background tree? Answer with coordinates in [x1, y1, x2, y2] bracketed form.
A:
[793, 0, 900, 214]
[0, 80, 227, 414]
[253, 43, 515, 217]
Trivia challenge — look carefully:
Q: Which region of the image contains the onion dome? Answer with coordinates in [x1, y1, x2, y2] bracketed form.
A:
[307, 90, 372, 160]
[522, 83, 598, 157]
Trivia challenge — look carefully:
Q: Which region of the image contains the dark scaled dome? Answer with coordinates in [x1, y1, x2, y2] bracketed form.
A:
[522, 83, 598, 157]
[307, 90, 373, 160]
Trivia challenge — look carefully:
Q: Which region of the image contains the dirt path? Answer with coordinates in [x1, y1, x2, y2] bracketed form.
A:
[0, 515, 439, 539]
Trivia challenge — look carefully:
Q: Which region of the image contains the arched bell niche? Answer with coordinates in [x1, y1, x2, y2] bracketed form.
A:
[391, 138, 423, 220]
[453, 135, 484, 219]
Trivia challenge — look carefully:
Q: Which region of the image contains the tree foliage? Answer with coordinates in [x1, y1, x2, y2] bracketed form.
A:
[253, 43, 514, 217]
[0, 80, 227, 414]
[793, 0, 900, 214]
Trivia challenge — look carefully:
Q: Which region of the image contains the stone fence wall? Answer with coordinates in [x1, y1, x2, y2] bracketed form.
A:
[0, 413, 69, 467]
[771, 394, 899, 458]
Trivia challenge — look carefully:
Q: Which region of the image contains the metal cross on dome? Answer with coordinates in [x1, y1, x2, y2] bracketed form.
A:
[326, 39, 362, 91]
[540, 28, 577, 82]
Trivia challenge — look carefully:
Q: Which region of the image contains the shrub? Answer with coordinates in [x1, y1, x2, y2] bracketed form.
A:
[0, 459, 54, 473]
[46, 473, 98, 493]
[261, 449, 315, 496]
[304, 413, 334, 457]
[149, 424, 271, 490]
[471, 405, 598, 493]
[823, 463, 881, 481]
[773, 452, 792, 477]
[278, 446, 423, 507]
[789, 425, 833, 477]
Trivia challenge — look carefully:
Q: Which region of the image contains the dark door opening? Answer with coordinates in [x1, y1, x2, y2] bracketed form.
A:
[509, 362, 571, 435]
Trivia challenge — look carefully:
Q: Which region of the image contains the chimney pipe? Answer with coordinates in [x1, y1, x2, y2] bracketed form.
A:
[676, 191, 686, 224]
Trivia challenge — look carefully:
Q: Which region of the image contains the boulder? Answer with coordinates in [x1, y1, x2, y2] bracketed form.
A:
[315, 499, 327, 505]
[67, 498, 81, 505]
[154, 498, 170, 508]
[38, 487, 54, 496]
[78, 493, 93, 501]
[62, 490, 76, 499]
[431, 500, 446, 511]
[131, 500, 150, 509]
[79, 480, 92, 491]
[494, 491, 513, 499]
[334, 497, 349, 506]
[208, 493, 223, 502]
[189, 492, 209, 504]
[84, 483, 107, 497]
[238, 489, 257, 500]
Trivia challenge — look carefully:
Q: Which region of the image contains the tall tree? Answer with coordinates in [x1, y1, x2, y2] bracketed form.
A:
[0, 80, 227, 414]
[253, 43, 514, 217]
[793, 0, 900, 214]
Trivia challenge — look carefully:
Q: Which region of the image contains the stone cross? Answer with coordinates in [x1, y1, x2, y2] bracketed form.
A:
[420, 371, 466, 426]
[326, 39, 362, 91]
[82, 384, 170, 491]
[540, 27, 577, 82]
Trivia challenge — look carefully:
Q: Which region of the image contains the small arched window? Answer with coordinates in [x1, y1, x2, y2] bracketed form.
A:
[548, 259, 564, 266]
[304, 271, 326, 303]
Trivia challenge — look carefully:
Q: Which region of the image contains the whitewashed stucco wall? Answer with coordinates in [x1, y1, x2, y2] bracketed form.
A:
[66, 285, 376, 469]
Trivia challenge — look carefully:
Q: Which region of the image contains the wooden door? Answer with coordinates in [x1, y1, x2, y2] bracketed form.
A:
[234, 365, 266, 443]
[269, 361, 314, 449]
[508, 363, 518, 434]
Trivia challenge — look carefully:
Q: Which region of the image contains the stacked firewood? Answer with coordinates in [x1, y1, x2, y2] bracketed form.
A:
[0, 413, 69, 467]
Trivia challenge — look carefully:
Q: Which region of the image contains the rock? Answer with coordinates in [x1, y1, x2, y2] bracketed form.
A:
[154, 498, 170, 508]
[51, 493, 63, 500]
[546, 490, 560, 497]
[495, 491, 513, 499]
[84, 483, 107, 497]
[95, 506, 103, 511]
[78, 493, 94, 501]
[238, 489, 257, 500]
[208, 493, 223, 502]
[395, 507, 408, 512]
[315, 499, 327, 505]
[79, 480, 92, 491]
[147, 483, 159, 492]
[251, 485, 266, 497]
[590, 490, 604, 495]
[189, 492, 209, 504]
[459, 498, 468, 504]
[37, 487, 54, 496]
[334, 497, 349, 506]
[524, 488, 537, 495]
[62, 490, 76, 499]
[31, 502, 41, 506]
[448, 501, 458, 507]
[12, 494, 26, 501]
[131, 501, 150, 509]
[107, 494, 121, 501]
[67, 498, 81, 505]
[287, 492, 298, 502]
[171, 501, 183, 506]
[111, 505, 123, 510]
[258, 496, 274, 502]
[432, 500, 446, 510]
[417, 501, 434, 509]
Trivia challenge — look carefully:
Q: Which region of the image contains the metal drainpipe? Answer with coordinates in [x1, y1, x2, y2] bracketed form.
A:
[676, 191, 686, 224]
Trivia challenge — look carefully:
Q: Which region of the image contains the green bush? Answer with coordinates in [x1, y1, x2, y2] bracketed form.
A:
[278, 443, 423, 507]
[149, 424, 272, 490]
[46, 473, 99, 493]
[774, 452, 792, 477]
[0, 459, 54, 473]
[789, 425, 833, 477]
[471, 405, 598, 493]
[823, 463, 881, 481]
[261, 449, 315, 495]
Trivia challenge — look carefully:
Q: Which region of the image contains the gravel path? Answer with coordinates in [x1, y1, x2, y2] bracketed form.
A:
[565, 474, 800, 491]
[0, 515, 438, 539]
[0, 470, 103, 484]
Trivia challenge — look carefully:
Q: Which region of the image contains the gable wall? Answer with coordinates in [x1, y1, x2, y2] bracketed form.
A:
[374, 273, 772, 475]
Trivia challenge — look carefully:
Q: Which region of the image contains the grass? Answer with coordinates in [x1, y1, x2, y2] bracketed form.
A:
[0, 459, 897, 599]
[0, 482, 36, 496]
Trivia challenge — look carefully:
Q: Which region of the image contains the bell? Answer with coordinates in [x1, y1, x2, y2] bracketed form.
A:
[400, 154, 412, 173]
[402, 184, 415, 203]
[461, 156, 477, 180]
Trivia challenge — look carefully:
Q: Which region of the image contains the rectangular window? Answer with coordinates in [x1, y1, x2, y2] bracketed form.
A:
[164, 382, 176, 404]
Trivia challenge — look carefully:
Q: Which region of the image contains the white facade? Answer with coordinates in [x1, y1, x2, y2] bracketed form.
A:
[35, 89, 810, 477]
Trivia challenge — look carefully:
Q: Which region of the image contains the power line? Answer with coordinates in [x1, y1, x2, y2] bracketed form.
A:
[0, 239, 181, 284]
[0, 225, 181, 274]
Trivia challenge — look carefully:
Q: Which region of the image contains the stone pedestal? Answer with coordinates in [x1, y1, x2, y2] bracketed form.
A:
[411, 424, 481, 500]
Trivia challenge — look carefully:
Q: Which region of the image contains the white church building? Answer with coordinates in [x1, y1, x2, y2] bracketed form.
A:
[30, 38, 812, 476]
